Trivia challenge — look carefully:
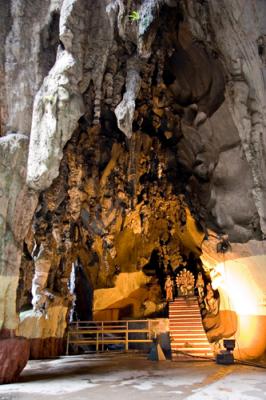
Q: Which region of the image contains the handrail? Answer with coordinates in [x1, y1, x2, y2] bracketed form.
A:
[68, 319, 150, 324]
[66, 319, 153, 355]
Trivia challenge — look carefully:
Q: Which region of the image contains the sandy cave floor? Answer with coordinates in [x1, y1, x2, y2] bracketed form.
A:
[0, 353, 266, 400]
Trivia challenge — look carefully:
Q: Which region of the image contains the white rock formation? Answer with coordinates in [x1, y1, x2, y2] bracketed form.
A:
[3, 0, 63, 135]
[115, 58, 141, 139]
[26, 0, 86, 191]
[0, 134, 37, 331]
[27, 50, 84, 190]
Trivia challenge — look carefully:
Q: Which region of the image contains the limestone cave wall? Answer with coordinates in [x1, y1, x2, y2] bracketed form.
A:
[0, 0, 266, 383]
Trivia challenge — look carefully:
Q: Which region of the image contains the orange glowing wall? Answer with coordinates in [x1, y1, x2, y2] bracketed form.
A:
[210, 255, 266, 360]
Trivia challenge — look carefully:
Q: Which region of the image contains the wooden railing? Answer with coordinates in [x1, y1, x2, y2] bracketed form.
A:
[66, 320, 153, 355]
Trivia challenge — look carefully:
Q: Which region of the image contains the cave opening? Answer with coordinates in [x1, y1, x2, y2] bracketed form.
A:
[9, 0, 259, 374]
[39, 11, 60, 79]
[140, 241, 215, 321]
[70, 260, 93, 323]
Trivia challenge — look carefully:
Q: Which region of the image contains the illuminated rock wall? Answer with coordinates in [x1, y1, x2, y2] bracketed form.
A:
[202, 236, 266, 360]
[93, 272, 163, 320]
[18, 305, 68, 359]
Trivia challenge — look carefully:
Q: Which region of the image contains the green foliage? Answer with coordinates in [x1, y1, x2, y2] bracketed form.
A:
[44, 94, 56, 105]
[129, 10, 140, 22]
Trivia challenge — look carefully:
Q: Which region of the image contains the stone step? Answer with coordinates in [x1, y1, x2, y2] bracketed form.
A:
[171, 342, 211, 351]
[170, 329, 204, 333]
[169, 320, 203, 325]
[169, 314, 202, 322]
[171, 341, 211, 347]
[170, 330, 204, 333]
[170, 299, 198, 302]
[171, 345, 213, 352]
[169, 307, 199, 313]
[169, 318, 202, 322]
[171, 340, 212, 344]
[169, 313, 201, 316]
[169, 311, 200, 315]
[170, 335, 208, 340]
[169, 295, 213, 360]
[170, 303, 198, 308]
[170, 334, 206, 338]
[170, 304, 198, 307]
[170, 326, 203, 331]
[170, 335, 211, 341]
[169, 305, 199, 309]
[169, 320, 202, 324]
[170, 306, 199, 309]
[170, 301, 198, 305]
[169, 310, 199, 314]
[170, 302, 198, 305]
[171, 348, 212, 353]
[172, 354, 213, 361]
[171, 338, 210, 348]
[169, 325, 204, 329]
[170, 315, 201, 318]
[172, 348, 212, 353]
[169, 321, 203, 324]
[170, 330, 206, 335]
[172, 352, 213, 359]
[169, 301, 199, 308]
[169, 325, 203, 330]
[170, 312, 199, 315]
[170, 317, 202, 320]
[169, 319, 203, 322]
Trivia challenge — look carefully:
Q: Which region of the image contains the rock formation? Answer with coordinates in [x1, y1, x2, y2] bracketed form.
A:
[0, 134, 37, 383]
[0, 0, 266, 383]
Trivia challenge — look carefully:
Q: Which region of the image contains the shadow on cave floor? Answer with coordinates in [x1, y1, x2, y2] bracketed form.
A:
[17, 354, 156, 384]
[1, 353, 266, 400]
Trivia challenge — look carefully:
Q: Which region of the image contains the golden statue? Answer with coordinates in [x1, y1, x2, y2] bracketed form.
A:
[204, 282, 219, 315]
[176, 268, 195, 296]
[164, 275, 174, 302]
[196, 272, 205, 299]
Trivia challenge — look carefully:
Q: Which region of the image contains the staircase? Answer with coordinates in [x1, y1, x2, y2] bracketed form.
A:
[169, 296, 214, 360]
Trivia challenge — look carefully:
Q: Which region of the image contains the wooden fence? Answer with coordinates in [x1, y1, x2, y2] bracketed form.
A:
[66, 320, 153, 355]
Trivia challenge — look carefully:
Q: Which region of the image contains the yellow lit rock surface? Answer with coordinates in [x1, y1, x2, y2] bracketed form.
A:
[93, 272, 163, 320]
[18, 305, 68, 339]
[0, 276, 19, 331]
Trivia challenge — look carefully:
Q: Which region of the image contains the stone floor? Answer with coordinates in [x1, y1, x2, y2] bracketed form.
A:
[0, 353, 266, 400]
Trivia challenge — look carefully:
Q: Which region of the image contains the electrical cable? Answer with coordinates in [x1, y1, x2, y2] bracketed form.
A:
[172, 349, 215, 361]
[234, 358, 266, 369]
[172, 350, 266, 369]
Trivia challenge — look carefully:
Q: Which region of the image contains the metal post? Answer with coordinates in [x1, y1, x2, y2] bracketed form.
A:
[102, 321, 104, 352]
[66, 331, 69, 355]
[148, 320, 151, 340]
[125, 321, 129, 351]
